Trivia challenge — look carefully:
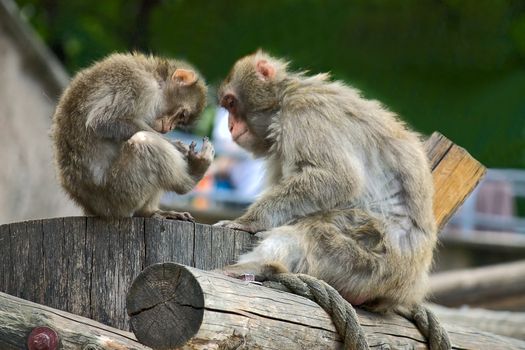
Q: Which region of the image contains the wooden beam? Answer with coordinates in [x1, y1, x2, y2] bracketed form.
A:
[429, 304, 525, 340]
[429, 260, 525, 309]
[425, 132, 486, 229]
[0, 291, 150, 350]
[126, 263, 525, 350]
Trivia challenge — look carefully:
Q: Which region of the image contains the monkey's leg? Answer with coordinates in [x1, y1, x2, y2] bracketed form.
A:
[221, 226, 306, 280]
[133, 191, 194, 221]
[222, 224, 372, 350]
[107, 131, 204, 218]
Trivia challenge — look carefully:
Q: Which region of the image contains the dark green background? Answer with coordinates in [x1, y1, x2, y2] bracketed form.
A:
[17, 0, 525, 168]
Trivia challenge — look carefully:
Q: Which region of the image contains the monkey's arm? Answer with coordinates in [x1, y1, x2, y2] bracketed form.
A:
[84, 88, 159, 141]
[89, 118, 157, 142]
[227, 163, 361, 232]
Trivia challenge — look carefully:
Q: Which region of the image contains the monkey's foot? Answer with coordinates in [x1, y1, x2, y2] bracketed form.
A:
[152, 210, 194, 222]
[213, 220, 263, 234]
[219, 262, 285, 282]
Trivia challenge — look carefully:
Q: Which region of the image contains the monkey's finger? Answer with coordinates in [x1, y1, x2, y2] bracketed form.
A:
[182, 212, 195, 222]
[226, 222, 257, 233]
[189, 141, 197, 152]
[200, 139, 215, 158]
[173, 140, 189, 153]
[213, 220, 232, 227]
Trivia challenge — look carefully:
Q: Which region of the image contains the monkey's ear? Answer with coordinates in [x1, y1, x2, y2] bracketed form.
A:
[172, 69, 197, 86]
[255, 59, 276, 81]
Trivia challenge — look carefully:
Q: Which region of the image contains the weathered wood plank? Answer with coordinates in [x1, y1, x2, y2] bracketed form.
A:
[425, 131, 454, 170]
[0, 291, 151, 350]
[88, 217, 146, 331]
[424, 132, 486, 229]
[127, 263, 525, 350]
[59, 217, 92, 318]
[145, 218, 194, 266]
[0, 220, 9, 294]
[194, 224, 237, 270]
[8, 220, 33, 301]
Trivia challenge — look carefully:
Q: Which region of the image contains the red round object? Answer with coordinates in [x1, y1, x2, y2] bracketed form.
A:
[27, 327, 59, 350]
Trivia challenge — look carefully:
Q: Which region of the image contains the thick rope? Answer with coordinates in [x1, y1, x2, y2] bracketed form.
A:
[397, 305, 452, 350]
[262, 273, 369, 350]
[262, 273, 452, 350]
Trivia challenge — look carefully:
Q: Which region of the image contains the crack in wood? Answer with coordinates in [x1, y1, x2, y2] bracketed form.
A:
[240, 308, 336, 334]
[374, 331, 429, 346]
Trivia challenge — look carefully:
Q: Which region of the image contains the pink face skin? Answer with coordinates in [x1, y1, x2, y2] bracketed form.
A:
[153, 108, 190, 134]
[153, 116, 177, 134]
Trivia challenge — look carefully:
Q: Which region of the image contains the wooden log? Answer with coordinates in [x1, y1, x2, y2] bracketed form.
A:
[429, 260, 525, 309]
[429, 304, 525, 340]
[126, 262, 525, 350]
[0, 291, 150, 350]
[0, 132, 485, 332]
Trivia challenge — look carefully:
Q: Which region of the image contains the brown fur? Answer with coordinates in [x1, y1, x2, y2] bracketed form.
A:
[216, 51, 436, 312]
[52, 52, 213, 218]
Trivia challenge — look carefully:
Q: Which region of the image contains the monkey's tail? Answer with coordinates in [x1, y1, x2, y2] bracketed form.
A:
[396, 305, 452, 350]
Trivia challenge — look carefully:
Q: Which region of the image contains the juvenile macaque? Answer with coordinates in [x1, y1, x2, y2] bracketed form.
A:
[216, 51, 437, 312]
[52, 52, 214, 219]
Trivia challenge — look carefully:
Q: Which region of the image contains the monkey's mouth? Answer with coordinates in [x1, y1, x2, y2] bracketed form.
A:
[155, 110, 191, 134]
[232, 129, 248, 142]
[228, 113, 249, 142]
[155, 117, 176, 134]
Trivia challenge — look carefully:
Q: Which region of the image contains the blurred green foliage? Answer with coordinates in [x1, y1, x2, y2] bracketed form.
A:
[16, 0, 525, 168]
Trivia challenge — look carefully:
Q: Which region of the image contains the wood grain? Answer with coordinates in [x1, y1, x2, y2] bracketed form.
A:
[0, 216, 259, 331]
[0, 291, 150, 350]
[430, 260, 525, 308]
[424, 132, 486, 229]
[430, 304, 525, 340]
[127, 263, 525, 350]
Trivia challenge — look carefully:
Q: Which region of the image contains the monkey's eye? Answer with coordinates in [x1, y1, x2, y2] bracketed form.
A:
[221, 94, 236, 111]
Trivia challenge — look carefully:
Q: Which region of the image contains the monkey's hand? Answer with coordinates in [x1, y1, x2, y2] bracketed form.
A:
[213, 219, 265, 234]
[172, 140, 190, 157]
[187, 137, 215, 179]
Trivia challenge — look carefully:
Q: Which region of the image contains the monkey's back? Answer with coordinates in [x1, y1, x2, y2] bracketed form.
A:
[51, 54, 163, 214]
[279, 76, 437, 308]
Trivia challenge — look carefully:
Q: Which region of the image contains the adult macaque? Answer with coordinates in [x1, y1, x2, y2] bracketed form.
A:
[52, 53, 214, 220]
[216, 51, 436, 313]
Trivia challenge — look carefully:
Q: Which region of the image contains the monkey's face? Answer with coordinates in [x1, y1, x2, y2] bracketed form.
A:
[218, 51, 283, 156]
[154, 68, 207, 134]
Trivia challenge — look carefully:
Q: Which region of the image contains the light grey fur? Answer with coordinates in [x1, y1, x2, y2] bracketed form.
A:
[216, 51, 436, 312]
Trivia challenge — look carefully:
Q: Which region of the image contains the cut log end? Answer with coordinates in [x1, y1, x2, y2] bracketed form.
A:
[126, 263, 204, 349]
